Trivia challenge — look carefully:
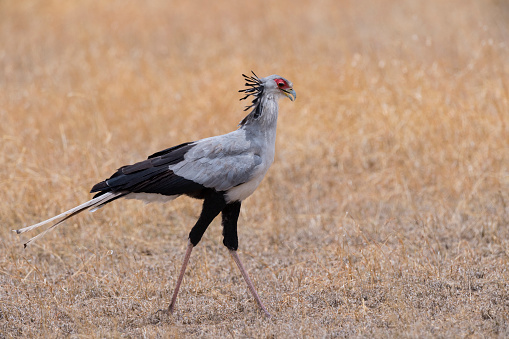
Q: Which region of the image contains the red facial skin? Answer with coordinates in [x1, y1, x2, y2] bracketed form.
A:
[274, 78, 291, 90]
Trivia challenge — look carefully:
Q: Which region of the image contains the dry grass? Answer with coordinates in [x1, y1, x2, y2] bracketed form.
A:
[1, 0, 509, 337]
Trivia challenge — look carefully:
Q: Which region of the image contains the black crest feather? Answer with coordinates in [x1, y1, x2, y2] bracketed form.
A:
[238, 71, 263, 112]
[238, 71, 265, 125]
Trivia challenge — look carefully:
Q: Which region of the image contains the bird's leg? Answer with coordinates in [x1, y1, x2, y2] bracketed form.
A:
[165, 190, 226, 314]
[222, 202, 271, 317]
[167, 240, 193, 314]
[229, 250, 271, 317]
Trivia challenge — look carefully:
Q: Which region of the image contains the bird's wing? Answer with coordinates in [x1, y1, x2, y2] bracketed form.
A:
[169, 132, 262, 192]
[91, 131, 261, 197]
[90, 141, 205, 196]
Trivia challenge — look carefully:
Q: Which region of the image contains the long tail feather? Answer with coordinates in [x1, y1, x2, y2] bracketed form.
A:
[13, 192, 125, 247]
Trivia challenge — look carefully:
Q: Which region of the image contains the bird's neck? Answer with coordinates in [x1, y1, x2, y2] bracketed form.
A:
[239, 95, 279, 169]
[240, 94, 280, 131]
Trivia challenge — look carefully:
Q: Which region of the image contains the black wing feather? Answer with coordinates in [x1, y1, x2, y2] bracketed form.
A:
[91, 141, 204, 198]
[147, 141, 195, 159]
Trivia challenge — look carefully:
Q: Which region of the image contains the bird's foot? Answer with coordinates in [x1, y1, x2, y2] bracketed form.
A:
[149, 305, 174, 324]
[261, 308, 272, 318]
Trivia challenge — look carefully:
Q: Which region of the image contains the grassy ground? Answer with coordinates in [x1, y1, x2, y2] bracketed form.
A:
[1, 0, 509, 337]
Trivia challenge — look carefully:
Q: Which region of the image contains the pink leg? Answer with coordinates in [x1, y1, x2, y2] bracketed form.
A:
[167, 241, 194, 313]
[229, 250, 271, 317]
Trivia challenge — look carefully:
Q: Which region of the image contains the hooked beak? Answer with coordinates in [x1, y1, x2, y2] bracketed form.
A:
[283, 88, 297, 101]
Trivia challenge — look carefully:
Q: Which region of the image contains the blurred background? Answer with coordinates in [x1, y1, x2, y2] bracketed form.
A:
[1, 0, 508, 336]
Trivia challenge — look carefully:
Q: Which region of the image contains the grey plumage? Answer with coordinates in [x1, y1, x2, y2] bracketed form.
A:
[170, 133, 261, 195]
[14, 73, 295, 243]
[13, 72, 296, 317]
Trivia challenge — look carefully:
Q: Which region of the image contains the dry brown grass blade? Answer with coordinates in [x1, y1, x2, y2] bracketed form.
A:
[1, 0, 509, 337]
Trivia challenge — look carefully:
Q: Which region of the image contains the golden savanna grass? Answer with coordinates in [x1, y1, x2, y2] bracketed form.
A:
[1, 0, 509, 337]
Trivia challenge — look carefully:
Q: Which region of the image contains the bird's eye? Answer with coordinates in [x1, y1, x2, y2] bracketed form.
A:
[276, 79, 286, 88]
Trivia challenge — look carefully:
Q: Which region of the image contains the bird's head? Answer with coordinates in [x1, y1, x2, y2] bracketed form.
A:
[239, 72, 296, 112]
[262, 74, 297, 102]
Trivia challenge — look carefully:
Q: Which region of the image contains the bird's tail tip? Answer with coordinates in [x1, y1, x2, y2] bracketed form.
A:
[13, 192, 124, 247]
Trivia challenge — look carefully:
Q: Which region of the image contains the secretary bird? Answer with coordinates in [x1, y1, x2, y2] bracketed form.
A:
[14, 72, 296, 317]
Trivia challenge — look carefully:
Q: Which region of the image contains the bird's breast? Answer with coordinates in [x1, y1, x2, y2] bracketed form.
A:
[225, 172, 266, 203]
[224, 148, 273, 203]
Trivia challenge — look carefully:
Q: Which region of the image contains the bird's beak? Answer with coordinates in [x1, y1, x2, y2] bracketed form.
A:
[283, 88, 297, 101]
